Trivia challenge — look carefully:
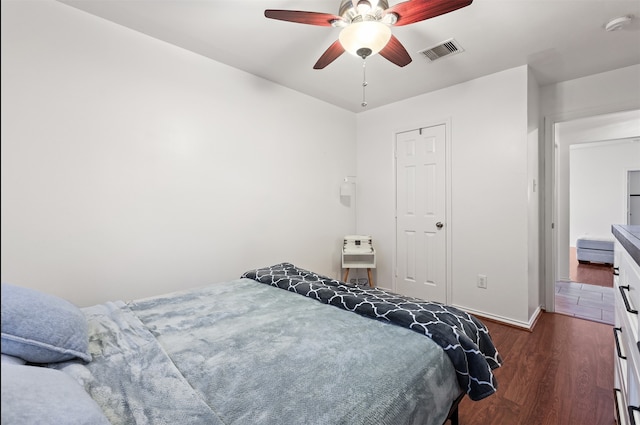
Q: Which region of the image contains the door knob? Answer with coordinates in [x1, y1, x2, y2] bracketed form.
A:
[436, 222, 444, 229]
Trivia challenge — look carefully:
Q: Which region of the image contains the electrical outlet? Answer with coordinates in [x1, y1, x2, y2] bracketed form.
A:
[477, 274, 487, 289]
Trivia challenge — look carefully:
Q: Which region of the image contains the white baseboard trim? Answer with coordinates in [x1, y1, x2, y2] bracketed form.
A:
[452, 304, 543, 331]
[373, 287, 544, 331]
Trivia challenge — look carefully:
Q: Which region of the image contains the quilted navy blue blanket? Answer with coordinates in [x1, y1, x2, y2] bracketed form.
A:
[242, 262, 502, 401]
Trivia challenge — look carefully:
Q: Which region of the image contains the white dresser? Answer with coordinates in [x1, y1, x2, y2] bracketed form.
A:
[613, 225, 640, 425]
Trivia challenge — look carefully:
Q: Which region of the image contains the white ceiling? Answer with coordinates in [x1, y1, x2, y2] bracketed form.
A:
[57, 0, 640, 112]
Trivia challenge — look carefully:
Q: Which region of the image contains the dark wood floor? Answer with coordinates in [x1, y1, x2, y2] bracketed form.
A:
[570, 247, 613, 288]
[457, 312, 614, 425]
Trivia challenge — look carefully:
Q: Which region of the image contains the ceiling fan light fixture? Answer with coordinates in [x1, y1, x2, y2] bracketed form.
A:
[265, 0, 472, 70]
[339, 21, 392, 57]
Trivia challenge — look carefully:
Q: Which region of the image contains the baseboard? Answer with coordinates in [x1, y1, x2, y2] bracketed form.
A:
[453, 304, 543, 331]
[376, 285, 544, 331]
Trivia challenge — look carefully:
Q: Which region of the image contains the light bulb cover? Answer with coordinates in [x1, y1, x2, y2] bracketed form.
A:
[605, 15, 633, 31]
[339, 21, 392, 57]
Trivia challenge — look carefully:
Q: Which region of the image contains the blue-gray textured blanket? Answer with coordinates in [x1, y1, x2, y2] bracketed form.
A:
[242, 262, 502, 401]
[54, 278, 461, 425]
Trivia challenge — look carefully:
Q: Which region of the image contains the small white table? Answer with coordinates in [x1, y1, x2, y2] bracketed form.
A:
[342, 248, 376, 287]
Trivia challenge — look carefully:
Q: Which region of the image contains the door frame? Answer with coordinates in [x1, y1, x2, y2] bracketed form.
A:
[392, 118, 453, 303]
[544, 107, 640, 312]
[628, 169, 640, 225]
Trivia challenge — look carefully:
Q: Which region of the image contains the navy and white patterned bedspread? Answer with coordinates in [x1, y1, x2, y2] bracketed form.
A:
[242, 262, 503, 401]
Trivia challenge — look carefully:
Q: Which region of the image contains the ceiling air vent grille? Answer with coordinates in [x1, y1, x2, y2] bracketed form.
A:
[418, 39, 464, 62]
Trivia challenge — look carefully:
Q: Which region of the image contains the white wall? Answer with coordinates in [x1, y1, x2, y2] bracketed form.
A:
[4, 0, 638, 327]
[541, 65, 640, 119]
[569, 140, 640, 245]
[355, 65, 534, 325]
[0, 0, 357, 306]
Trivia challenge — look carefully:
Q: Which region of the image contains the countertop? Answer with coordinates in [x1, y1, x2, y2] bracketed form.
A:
[612, 224, 640, 267]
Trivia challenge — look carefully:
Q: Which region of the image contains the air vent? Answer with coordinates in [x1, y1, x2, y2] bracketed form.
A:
[418, 39, 464, 62]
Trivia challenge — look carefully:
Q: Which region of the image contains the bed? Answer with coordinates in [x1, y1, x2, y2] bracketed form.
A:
[1, 263, 502, 425]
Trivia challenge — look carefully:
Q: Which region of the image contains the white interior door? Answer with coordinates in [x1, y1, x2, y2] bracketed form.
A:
[395, 124, 447, 303]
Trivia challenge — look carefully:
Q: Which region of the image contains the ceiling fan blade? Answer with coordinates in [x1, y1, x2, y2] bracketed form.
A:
[265, 10, 343, 26]
[313, 40, 345, 69]
[386, 0, 473, 27]
[379, 35, 412, 67]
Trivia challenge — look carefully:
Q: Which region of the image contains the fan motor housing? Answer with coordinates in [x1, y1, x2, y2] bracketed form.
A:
[339, 0, 390, 20]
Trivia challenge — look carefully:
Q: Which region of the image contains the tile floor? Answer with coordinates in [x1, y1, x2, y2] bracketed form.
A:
[555, 280, 614, 325]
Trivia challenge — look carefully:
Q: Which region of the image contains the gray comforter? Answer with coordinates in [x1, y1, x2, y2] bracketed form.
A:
[243, 263, 501, 401]
[55, 278, 461, 425]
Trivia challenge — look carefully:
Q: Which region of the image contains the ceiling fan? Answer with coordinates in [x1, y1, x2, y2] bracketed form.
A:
[265, 0, 473, 69]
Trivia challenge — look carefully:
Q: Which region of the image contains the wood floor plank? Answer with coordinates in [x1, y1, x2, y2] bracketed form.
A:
[457, 312, 614, 425]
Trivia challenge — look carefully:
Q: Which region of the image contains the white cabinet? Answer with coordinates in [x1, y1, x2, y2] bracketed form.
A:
[613, 225, 640, 425]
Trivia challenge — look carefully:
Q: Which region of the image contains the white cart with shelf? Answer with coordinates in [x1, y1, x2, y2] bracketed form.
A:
[341, 235, 376, 287]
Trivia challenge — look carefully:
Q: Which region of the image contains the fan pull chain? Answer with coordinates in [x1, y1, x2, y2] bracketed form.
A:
[361, 58, 368, 108]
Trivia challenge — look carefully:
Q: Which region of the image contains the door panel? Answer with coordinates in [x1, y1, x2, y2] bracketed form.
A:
[395, 125, 446, 302]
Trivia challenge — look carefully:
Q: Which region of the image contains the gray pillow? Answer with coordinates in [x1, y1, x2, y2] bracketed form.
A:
[1, 283, 91, 363]
[1, 363, 110, 425]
